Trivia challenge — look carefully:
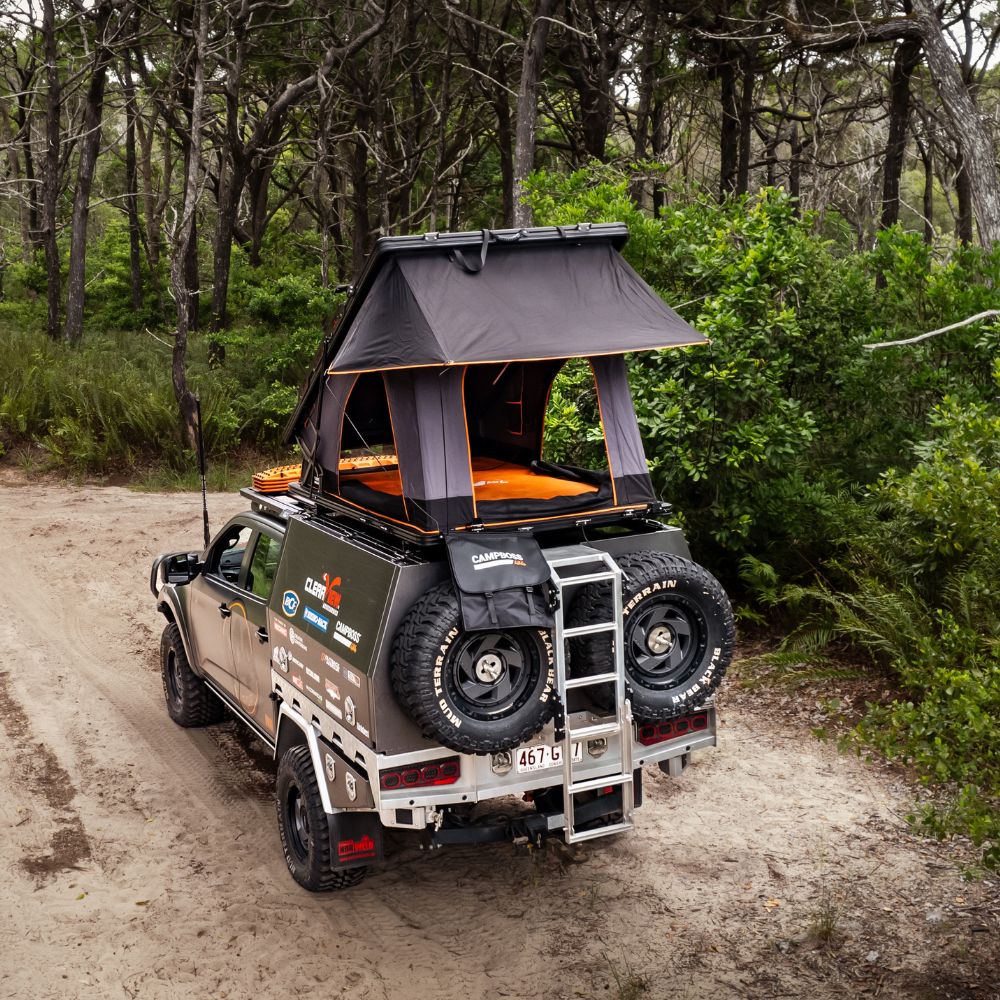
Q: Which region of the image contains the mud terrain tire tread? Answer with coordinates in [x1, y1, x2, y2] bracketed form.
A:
[569, 552, 734, 721]
[391, 581, 555, 755]
[160, 623, 226, 727]
[276, 746, 368, 893]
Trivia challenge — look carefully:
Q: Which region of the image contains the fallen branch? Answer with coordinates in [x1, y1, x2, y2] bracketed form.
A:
[863, 310, 1000, 350]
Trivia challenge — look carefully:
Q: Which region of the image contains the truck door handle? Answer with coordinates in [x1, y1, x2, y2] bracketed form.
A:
[256, 627, 268, 644]
[219, 603, 232, 618]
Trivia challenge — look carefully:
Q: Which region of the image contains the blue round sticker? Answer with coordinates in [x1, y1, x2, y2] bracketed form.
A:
[282, 590, 300, 617]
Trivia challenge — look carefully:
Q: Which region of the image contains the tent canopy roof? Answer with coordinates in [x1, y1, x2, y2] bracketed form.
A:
[285, 223, 705, 444]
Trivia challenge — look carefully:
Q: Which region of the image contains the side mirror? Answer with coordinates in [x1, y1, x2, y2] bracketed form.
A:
[165, 552, 202, 585]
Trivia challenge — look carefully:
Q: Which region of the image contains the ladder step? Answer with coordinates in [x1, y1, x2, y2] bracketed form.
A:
[569, 774, 633, 795]
[553, 570, 617, 586]
[564, 671, 618, 689]
[567, 720, 621, 741]
[567, 821, 634, 844]
[563, 622, 617, 638]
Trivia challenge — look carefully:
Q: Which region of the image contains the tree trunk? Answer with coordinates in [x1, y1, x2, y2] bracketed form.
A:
[954, 154, 974, 245]
[879, 38, 921, 230]
[41, 0, 61, 340]
[909, 0, 1000, 246]
[512, 0, 557, 228]
[718, 59, 739, 199]
[919, 141, 934, 243]
[171, 0, 207, 452]
[122, 49, 143, 314]
[789, 122, 801, 213]
[209, 156, 247, 330]
[735, 49, 755, 196]
[64, 3, 114, 345]
[629, 0, 659, 206]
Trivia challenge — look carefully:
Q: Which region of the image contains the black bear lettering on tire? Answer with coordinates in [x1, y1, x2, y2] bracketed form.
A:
[391, 581, 556, 755]
[568, 552, 734, 721]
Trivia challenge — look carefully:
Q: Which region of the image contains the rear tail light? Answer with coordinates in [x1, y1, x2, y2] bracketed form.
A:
[379, 758, 461, 791]
[637, 711, 709, 747]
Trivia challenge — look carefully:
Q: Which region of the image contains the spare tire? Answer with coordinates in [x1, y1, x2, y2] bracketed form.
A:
[391, 581, 556, 755]
[568, 552, 734, 721]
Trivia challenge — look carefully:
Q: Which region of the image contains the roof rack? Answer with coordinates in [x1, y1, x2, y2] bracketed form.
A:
[240, 486, 313, 522]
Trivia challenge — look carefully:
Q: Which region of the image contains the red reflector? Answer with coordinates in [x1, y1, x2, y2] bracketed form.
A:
[637, 712, 709, 746]
[380, 757, 462, 791]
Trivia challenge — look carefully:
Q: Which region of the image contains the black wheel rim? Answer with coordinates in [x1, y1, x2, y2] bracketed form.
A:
[445, 630, 541, 721]
[165, 649, 183, 707]
[625, 596, 707, 689]
[286, 785, 310, 860]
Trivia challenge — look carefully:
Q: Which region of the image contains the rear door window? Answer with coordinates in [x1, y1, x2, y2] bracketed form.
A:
[246, 530, 283, 600]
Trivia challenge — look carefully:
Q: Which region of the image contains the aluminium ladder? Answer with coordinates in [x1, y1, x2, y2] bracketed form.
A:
[545, 546, 635, 844]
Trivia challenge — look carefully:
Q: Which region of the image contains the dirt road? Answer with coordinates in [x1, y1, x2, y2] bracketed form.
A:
[0, 482, 997, 1000]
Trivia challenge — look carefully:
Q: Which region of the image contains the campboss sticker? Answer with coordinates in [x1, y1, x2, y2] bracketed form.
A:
[471, 550, 526, 571]
[333, 620, 362, 652]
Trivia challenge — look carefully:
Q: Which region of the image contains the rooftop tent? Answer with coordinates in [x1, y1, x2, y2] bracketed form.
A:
[289, 224, 706, 536]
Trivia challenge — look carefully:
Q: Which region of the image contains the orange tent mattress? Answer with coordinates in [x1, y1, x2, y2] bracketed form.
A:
[343, 458, 598, 502]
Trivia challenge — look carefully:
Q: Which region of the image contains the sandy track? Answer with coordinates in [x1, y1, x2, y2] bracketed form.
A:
[0, 483, 997, 1000]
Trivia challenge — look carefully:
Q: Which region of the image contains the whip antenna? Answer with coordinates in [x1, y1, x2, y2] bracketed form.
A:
[195, 397, 210, 548]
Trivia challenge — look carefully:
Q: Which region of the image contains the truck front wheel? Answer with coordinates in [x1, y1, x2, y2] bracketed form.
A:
[160, 623, 225, 727]
[276, 746, 367, 892]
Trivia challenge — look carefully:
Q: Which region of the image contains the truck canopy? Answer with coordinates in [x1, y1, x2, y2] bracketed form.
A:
[288, 224, 706, 536]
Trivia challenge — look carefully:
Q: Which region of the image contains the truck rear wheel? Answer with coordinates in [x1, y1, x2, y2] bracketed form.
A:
[391, 581, 556, 755]
[568, 552, 734, 721]
[276, 746, 368, 892]
[160, 623, 225, 727]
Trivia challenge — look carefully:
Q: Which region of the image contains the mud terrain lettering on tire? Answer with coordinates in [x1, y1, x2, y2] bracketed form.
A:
[391, 582, 556, 755]
[568, 552, 734, 722]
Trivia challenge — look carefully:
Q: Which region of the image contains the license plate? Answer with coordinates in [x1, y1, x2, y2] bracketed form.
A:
[515, 741, 583, 773]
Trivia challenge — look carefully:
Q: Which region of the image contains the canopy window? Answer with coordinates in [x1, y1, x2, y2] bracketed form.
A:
[303, 356, 655, 534]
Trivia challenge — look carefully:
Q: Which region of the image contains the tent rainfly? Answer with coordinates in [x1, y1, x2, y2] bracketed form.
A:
[287, 224, 706, 537]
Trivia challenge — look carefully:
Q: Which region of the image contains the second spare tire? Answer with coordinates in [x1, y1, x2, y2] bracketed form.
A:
[569, 551, 734, 721]
[391, 581, 556, 755]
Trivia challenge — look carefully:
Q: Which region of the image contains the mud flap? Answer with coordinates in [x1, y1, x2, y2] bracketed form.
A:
[327, 811, 384, 869]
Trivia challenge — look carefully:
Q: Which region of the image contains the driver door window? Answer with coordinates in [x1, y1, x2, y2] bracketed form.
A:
[209, 524, 254, 585]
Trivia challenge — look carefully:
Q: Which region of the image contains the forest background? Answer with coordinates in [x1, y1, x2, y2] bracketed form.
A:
[1, 0, 999, 867]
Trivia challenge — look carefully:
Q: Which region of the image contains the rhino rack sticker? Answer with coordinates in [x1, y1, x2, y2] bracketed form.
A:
[325, 679, 340, 701]
[281, 590, 300, 618]
[304, 573, 343, 617]
[303, 606, 329, 633]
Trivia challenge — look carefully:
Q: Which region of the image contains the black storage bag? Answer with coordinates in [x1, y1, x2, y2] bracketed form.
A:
[445, 533, 554, 631]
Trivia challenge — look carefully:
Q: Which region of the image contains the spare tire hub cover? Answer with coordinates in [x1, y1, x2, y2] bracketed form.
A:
[450, 632, 534, 717]
[628, 599, 706, 686]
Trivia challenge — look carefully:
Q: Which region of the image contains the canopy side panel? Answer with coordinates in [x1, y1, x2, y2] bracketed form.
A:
[329, 242, 705, 373]
[590, 354, 655, 505]
[311, 372, 358, 494]
[385, 367, 474, 532]
[331, 258, 443, 373]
